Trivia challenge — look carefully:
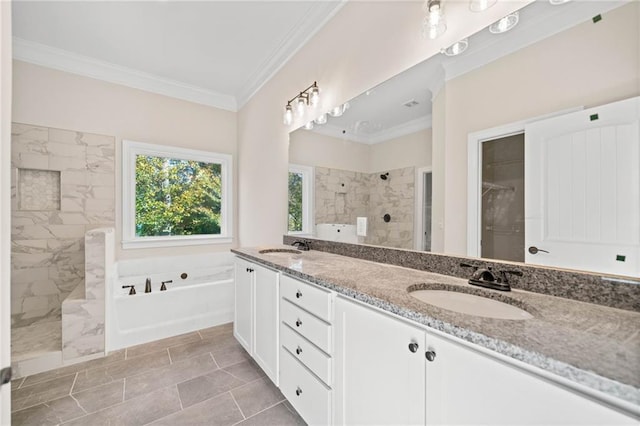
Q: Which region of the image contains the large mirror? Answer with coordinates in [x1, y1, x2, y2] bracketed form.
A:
[288, 0, 639, 278]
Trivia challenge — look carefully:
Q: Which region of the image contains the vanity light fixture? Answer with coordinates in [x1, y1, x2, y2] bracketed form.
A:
[489, 11, 519, 34]
[328, 102, 350, 118]
[469, 0, 496, 13]
[314, 113, 328, 125]
[282, 81, 320, 126]
[423, 0, 447, 40]
[442, 38, 469, 56]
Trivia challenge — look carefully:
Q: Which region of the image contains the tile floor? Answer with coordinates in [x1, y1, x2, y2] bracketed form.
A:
[11, 323, 306, 426]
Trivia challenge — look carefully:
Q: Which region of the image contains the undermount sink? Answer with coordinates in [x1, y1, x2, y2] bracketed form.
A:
[258, 248, 302, 255]
[410, 289, 533, 320]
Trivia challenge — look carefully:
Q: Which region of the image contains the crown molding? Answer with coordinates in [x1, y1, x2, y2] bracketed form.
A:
[235, 0, 346, 109]
[13, 37, 238, 111]
[312, 115, 432, 145]
[368, 115, 432, 145]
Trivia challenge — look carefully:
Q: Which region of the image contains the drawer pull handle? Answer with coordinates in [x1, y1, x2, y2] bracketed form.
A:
[295, 319, 302, 327]
[425, 350, 436, 362]
[296, 290, 302, 298]
[408, 342, 419, 353]
[296, 346, 302, 355]
[296, 387, 303, 396]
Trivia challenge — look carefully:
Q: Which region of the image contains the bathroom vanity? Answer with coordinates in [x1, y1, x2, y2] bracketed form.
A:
[232, 246, 640, 425]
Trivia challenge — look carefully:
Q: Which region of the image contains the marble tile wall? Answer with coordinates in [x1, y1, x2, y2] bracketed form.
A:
[11, 123, 115, 326]
[62, 228, 114, 360]
[367, 167, 414, 249]
[314, 166, 415, 250]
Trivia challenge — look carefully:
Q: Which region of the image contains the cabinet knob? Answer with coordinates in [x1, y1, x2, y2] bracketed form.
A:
[408, 342, 419, 353]
[425, 350, 436, 362]
[296, 387, 303, 396]
[295, 319, 302, 327]
[296, 346, 302, 355]
[296, 290, 302, 299]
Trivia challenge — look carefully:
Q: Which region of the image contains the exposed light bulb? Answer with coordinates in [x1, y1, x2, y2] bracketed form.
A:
[296, 96, 307, 116]
[489, 12, 519, 34]
[469, 0, 496, 12]
[422, 1, 446, 40]
[283, 104, 293, 126]
[309, 86, 320, 107]
[304, 121, 314, 130]
[314, 113, 327, 125]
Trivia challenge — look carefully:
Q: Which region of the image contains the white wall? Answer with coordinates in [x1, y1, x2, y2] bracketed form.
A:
[369, 128, 431, 173]
[433, 2, 640, 255]
[0, 0, 12, 419]
[289, 127, 431, 174]
[289, 129, 369, 173]
[12, 61, 238, 260]
[237, 0, 528, 247]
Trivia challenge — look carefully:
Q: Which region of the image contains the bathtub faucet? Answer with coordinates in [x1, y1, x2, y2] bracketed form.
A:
[161, 280, 172, 291]
[145, 278, 152, 293]
[122, 285, 136, 295]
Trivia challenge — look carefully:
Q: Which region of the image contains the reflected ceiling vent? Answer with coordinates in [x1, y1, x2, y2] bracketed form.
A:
[403, 99, 420, 108]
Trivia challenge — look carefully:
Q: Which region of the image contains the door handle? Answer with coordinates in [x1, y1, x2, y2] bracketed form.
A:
[528, 246, 549, 255]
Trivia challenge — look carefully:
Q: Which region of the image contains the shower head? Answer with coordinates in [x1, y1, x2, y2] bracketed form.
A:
[380, 173, 389, 180]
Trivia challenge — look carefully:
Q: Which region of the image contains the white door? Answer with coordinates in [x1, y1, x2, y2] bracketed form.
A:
[233, 258, 253, 353]
[333, 297, 426, 426]
[0, 1, 12, 420]
[525, 97, 640, 276]
[252, 264, 279, 385]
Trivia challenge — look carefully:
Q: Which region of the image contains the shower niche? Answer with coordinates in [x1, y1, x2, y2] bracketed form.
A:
[17, 168, 61, 211]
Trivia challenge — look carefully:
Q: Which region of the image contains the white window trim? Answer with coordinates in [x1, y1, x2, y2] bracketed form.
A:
[122, 140, 233, 249]
[288, 164, 314, 236]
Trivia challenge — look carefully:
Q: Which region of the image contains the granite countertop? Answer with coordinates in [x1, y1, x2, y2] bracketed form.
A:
[232, 246, 640, 412]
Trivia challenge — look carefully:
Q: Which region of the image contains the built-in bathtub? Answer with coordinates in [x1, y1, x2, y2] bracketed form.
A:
[107, 252, 234, 351]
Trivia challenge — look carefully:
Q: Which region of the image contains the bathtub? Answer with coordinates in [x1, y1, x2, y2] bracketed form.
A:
[107, 252, 234, 351]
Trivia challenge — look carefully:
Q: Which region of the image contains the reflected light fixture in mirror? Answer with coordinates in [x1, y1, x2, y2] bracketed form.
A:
[283, 103, 293, 125]
[469, 0, 497, 13]
[423, 0, 447, 40]
[442, 38, 469, 56]
[329, 102, 350, 117]
[489, 11, 519, 34]
[315, 113, 328, 125]
[549, 0, 571, 4]
[304, 121, 314, 130]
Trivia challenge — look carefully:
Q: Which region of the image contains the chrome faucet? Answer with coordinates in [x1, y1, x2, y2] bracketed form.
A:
[291, 240, 311, 251]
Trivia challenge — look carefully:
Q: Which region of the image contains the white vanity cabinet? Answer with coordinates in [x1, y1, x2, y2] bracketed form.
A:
[334, 296, 638, 426]
[334, 296, 426, 425]
[233, 257, 279, 385]
[279, 275, 333, 425]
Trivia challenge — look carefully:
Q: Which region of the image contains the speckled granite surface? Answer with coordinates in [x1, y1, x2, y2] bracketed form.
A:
[232, 246, 640, 412]
[283, 235, 640, 312]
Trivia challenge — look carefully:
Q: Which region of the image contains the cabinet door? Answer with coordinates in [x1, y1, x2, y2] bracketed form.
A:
[425, 331, 637, 425]
[253, 264, 279, 385]
[334, 297, 426, 426]
[233, 258, 253, 353]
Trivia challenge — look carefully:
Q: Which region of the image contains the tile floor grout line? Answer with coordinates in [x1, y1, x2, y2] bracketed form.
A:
[229, 390, 247, 420]
[167, 347, 172, 364]
[68, 393, 89, 415]
[235, 399, 289, 425]
[69, 371, 79, 395]
[175, 384, 184, 411]
[209, 352, 221, 370]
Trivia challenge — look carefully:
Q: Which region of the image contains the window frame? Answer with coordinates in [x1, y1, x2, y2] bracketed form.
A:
[288, 164, 314, 236]
[122, 140, 232, 249]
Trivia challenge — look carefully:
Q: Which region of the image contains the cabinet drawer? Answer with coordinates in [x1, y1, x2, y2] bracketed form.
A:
[281, 322, 332, 386]
[281, 299, 331, 354]
[280, 348, 331, 426]
[281, 275, 332, 322]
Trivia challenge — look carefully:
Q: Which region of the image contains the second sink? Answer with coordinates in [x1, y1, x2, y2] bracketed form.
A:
[410, 289, 533, 320]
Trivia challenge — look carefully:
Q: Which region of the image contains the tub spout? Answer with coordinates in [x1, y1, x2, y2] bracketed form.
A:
[122, 285, 136, 295]
[145, 278, 152, 293]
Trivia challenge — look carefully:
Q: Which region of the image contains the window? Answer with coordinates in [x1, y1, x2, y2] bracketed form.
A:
[288, 164, 313, 235]
[122, 140, 232, 248]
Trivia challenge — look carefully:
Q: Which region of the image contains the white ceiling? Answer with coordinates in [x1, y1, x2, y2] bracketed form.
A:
[308, 0, 629, 144]
[12, 0, 345, 111]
